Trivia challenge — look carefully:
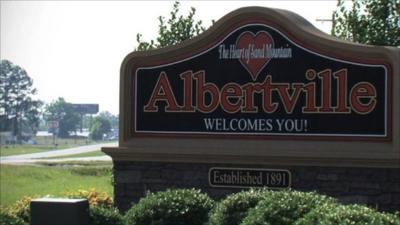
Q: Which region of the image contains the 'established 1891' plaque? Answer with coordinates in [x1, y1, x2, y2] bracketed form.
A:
[209, 167, 291, 189]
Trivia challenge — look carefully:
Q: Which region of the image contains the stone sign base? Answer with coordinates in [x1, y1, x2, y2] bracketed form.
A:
[113, 160, 400, 212]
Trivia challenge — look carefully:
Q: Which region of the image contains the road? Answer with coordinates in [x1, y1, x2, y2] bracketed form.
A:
[0, 142, 116, 164]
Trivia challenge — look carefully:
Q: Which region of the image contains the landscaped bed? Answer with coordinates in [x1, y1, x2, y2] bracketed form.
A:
[1, 188, 399, 225]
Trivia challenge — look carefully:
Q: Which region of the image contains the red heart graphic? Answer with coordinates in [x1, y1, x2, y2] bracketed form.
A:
[236, 31, 274, 80]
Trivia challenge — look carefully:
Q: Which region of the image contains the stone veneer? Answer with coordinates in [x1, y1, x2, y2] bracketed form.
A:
[113, 160, 400, 212]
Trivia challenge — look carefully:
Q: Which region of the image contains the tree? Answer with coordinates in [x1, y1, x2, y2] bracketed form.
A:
[44, 98, 80, 138]
[90, 115, 111, 140]
[135, 1, 207, 51]
[332, 0, 400, 46]
[0, 59, 42, 140]
[98, 111, 118, 129]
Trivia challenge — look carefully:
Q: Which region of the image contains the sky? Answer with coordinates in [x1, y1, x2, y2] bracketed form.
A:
[1, 0, 338, 115]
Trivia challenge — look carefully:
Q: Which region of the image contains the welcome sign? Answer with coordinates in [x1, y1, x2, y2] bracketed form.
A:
[104, 8, 399, 212]
[133, 22, 390, 140]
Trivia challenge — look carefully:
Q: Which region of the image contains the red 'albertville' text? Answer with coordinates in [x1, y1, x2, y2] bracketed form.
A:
[143, 69, 377, 114]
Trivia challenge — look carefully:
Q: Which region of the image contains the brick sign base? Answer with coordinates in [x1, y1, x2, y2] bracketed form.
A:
[113, 161, 400, 212]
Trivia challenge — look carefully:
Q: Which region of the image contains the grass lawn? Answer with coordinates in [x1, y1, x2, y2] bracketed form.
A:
[0, 145, 60, 157]
[0, 162, 113, 207]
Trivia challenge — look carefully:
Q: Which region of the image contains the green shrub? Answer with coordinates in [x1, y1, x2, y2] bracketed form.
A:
[296, 203, 400, 225]
[241, 190, 336, 225]
[0, 207, 27, 225]
[207, 189, 266, 225]
[124, 188, 215, 225]
[89, 205, 124, 225]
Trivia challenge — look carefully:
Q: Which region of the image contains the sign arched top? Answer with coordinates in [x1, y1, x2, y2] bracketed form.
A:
[111, 7, 399, 168]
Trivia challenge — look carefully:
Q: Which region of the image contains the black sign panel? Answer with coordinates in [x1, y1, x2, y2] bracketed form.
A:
[133, 23, 389, 139]
[209, 167, 291, 189]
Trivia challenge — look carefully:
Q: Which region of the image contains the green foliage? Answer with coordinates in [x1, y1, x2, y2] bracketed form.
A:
[3, 188, 400, 225]
[0, 59, 42, 139]
[89, 114, 112, 140]
[241, 190, 337, 225]
[89, 205, 124, 225]
[124, 189, 215, 225]
[0, 207, 27, 225]
[136, 1, 206, 51]
[98, 111, 118, 129]
[332, 0, 400, 46]
[296, 203, 400, 225]
[44, 97, 80, 138]
[207, 189, 266, 225]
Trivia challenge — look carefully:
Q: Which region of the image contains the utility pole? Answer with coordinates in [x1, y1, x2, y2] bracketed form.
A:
[316, 14, 334, 32]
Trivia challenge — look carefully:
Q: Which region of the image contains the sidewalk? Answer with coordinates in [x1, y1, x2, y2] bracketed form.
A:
[0, 142, 116, 164]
